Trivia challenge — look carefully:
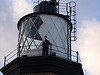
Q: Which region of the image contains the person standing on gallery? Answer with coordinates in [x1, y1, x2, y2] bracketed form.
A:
[42, 36, 50, 56]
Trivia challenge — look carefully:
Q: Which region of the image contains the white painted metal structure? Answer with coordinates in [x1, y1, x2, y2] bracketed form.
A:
[3, 1, 81, 66]
[18, 14, 70, 59]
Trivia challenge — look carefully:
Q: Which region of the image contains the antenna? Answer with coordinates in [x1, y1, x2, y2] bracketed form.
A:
[34, 0, 42, 4]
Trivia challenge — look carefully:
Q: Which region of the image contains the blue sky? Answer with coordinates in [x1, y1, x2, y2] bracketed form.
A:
[0, 0, 100, 75]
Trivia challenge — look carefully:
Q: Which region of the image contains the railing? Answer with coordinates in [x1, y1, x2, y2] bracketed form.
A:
[50, 44, 81, 63]
[4, 44, 81, 66]
[4, 49, 17, 66]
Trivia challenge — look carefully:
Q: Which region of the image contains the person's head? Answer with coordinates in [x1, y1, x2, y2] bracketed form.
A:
[44, 36, 47, 40]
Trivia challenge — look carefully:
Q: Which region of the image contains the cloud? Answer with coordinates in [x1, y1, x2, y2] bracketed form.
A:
[11, 0, 33, 21]
[77, 19, 100, 75]
[0, 0, 33, 66]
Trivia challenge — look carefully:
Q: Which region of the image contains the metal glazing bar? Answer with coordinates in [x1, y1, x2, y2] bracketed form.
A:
[20, 16, 38, 54]
[59, 17, 67, 53]
[43, 16, 58, 51]
[27, 16, 41, 50]
[50, 17, 65, 50]
[26, 30, 39, 51]
[18, 19, 29, 47]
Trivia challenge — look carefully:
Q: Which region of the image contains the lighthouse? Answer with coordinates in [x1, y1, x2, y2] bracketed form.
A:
[1, 0, 84, 75]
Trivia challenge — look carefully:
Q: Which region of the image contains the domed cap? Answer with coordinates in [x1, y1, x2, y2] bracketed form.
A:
[33, 1, 57, 13]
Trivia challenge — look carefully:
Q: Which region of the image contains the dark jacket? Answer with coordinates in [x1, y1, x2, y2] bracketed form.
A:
[42, 40, 50, 48]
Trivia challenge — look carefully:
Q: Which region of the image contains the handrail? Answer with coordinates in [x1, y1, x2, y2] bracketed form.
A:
[6, 49, 17, 57]
[4, 44, 81, 66]
[4, 49, 17, 66]
[51, 44, 79, 63]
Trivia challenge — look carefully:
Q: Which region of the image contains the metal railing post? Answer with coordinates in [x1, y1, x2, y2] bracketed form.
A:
[58, 0, 59, 13]
[18, 45, 21, 57]
[4, 57, 6, 66]
[76, 51, 78, 63]
[50, 44, 52, 55]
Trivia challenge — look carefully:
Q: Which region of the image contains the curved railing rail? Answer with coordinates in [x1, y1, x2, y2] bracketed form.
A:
[4, 49, 17, 66]
[4, 44, 81, 66]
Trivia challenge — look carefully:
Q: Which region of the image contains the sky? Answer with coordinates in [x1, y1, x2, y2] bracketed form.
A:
[0, 0, 100, 75]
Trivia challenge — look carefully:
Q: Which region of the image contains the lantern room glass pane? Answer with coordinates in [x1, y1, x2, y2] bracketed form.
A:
[22, 15, 43, 40]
